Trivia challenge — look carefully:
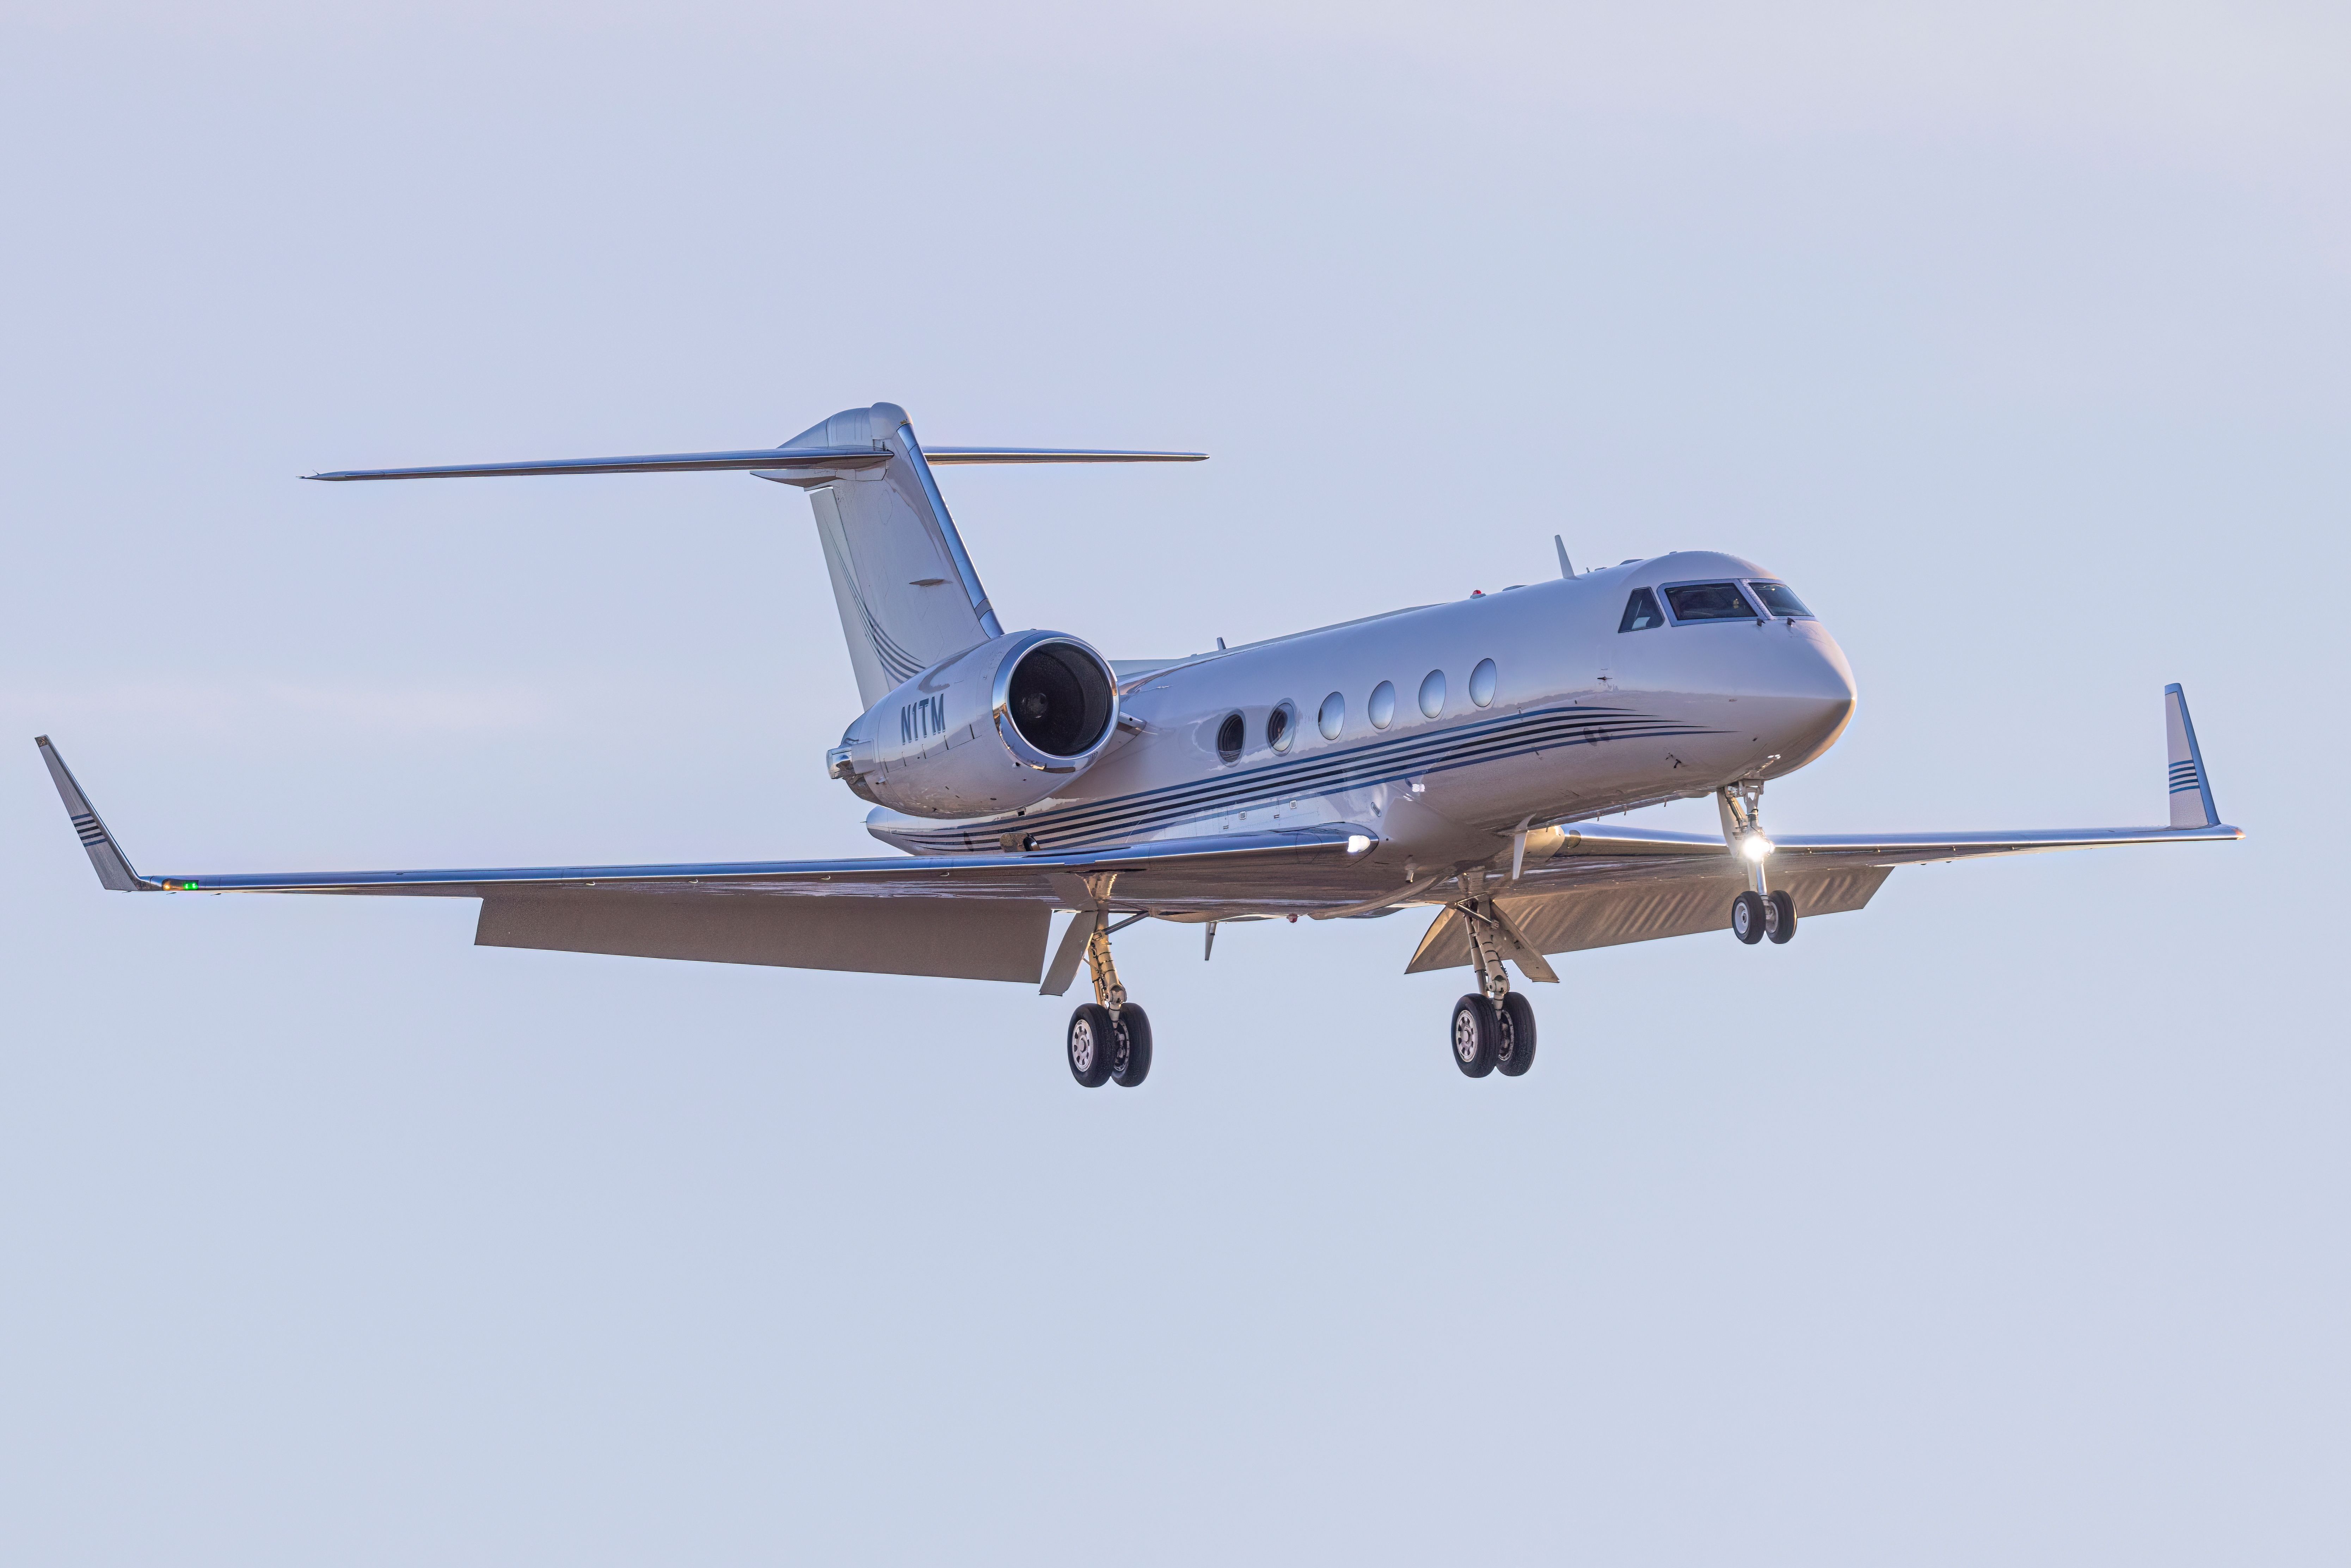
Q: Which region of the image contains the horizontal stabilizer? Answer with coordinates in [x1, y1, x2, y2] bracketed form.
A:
[305, 446, 891, 481]
[921, 448, 1205, 465]
[305, 445, 1205, 481]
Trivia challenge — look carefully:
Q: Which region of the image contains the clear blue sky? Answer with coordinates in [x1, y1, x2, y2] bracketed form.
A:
[3, 4, 2344, 1562]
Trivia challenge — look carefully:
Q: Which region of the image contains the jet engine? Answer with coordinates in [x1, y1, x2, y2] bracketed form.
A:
[825, 631, 1121, 818]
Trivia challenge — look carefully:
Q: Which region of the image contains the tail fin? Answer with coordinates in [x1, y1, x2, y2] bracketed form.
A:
[2164, 683, 2220, 829]
[759, 404, 1001, 706]
[299, 401, 1204, 710]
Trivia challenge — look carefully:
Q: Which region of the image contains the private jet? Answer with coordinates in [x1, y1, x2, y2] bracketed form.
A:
[39, 401, 2240, 1087]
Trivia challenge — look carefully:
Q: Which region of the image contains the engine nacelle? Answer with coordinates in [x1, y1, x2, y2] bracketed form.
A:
[825, 631, 1121, 818]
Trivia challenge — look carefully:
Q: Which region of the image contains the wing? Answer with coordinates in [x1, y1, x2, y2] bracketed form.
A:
[1408, 819, 2238, 974]
[35, 737, 1378, 983]
[1411, 682, 2241, 971]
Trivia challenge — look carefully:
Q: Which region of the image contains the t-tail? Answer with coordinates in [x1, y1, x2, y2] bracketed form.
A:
[756, 403, 1003, 706]
[303, 401, 1204, 709]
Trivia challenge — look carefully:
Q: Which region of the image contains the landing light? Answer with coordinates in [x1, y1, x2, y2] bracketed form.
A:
[1741, 835, 1775, 861]
[1346, 834, 1373, 855]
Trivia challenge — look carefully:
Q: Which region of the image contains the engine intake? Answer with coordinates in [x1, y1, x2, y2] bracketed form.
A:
[830, 631, 1121, 818]
[999, 639, 1116, 765]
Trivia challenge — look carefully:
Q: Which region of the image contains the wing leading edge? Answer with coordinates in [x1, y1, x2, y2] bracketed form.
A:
[33, 742, 1375, 903]
[33, 736, 1383, 981]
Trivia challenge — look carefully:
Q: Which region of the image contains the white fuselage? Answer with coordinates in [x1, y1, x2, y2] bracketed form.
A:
[866, 551, 1858, 872]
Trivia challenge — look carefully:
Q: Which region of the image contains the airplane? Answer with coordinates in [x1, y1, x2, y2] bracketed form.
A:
[37, 400, 2241, 1088]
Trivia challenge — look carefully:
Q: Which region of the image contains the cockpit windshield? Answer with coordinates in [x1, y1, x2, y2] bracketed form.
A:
[1746, 581, 1812, 618]
[1618, 588, 1663, 632]
[1663, 582, 1756, 622]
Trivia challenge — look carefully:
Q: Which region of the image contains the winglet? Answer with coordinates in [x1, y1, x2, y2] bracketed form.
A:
[2163, 684, 2220, 830]
[34, 737, 155, 891]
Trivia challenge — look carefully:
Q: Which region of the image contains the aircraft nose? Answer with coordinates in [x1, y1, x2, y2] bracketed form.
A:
[1811, 625, 1857, 709]
[1775, 622, 1857, 763]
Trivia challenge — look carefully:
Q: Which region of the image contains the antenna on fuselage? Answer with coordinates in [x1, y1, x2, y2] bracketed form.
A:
[1554, 535, 1573, 578]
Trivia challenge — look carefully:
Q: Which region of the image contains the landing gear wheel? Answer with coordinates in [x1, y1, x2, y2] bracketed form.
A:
[1067, 1003, 1116, 1088]
[1767, 890, 1798, 945]
[1496, 993, 1538, 1077]
[1451, 994, 1499, 1077]
[1110, 1004, 1153, 1088]
[1731, 890, 1768, 945]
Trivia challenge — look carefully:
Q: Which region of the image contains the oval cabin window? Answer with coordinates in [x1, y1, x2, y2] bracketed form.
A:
[1367, 681, 1396, 730]
[1216, 711, 1245, 763]
[1318, 691, 1345, 739]
[1418, 669, 1446, 718]
[1469, 658, 1497, 707]
[1267, 700, 1297, 754]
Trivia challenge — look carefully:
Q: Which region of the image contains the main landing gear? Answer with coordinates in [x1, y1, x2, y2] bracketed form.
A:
[1066, 1003, 1151, 1088]
[1720, 776, 1798, 947]
[1449, 879, 1538, 1080]
[1451, 992, 1537, 1078]
[1065, 903, 1152, 1089]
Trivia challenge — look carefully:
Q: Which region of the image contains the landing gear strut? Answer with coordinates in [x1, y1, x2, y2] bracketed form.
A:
[1449, 874, 1539, 1080]
[1720, 776, 1799, 948]
[1064, 884, 1152, 1089]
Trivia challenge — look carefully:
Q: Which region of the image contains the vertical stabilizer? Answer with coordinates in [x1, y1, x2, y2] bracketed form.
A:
[757, 403, 1003, 706]
[2164, 683, 2219, 830]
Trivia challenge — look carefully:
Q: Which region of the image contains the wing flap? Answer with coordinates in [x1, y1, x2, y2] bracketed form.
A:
[477, 891, 1050, 983]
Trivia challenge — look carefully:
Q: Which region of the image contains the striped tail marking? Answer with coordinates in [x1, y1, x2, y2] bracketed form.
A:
[2163, 683, 2219, 830]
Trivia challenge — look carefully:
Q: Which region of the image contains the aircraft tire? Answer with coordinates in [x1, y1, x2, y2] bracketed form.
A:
[1767, 890, 1798, 945]
[1110, 1004, 1153, 1088]
[1067, 1004, 1117, 1088]
[1451, 995, 1499, 1077]
[1496, 993, 1537, 1077]
[1731, 891, 1768, 945]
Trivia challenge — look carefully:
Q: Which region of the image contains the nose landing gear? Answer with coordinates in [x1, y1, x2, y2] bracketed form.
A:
[1720, 777, 1800, 947]
[1731, 888, 1799, 943]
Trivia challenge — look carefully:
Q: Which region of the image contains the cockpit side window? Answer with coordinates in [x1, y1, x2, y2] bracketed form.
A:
[1747, 580, 1812, 618]
[1618, 588, 1663, 632]
[1664, 582, 1757, 622]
